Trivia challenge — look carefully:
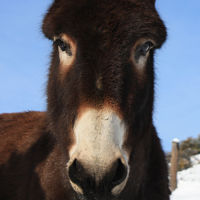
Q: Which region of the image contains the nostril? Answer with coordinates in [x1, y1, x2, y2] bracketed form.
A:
[68, 159, 84, 186]
[111, 159, 127, 187]
[68, 158, 128, 192]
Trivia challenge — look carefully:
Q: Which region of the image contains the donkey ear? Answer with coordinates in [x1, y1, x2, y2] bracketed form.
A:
[42, 0, 62, 40]
[42, 0, 85, 40]
[132, 0, 156, 5]
[149, 0, 156, 4]
[145, 0, 156, 5]
[142, 0, 156, 5]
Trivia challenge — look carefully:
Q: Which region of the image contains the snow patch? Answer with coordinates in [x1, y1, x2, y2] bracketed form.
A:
[191, 154, 200, 165]
[171, 154, 200, 200]
[172, 138, 180, 143]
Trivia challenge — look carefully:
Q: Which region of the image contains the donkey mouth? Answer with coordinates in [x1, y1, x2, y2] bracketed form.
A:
[73, 192, 120, 200]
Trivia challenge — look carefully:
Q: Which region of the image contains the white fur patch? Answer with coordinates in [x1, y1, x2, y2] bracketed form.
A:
[54, 34, 76, 71]
[68, 108, 129, 195]
[58, 46, 74, 66]
[132, 38, 155, 72]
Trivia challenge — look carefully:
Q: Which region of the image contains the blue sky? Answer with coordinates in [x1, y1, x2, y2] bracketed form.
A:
[0, 0, 199, 152]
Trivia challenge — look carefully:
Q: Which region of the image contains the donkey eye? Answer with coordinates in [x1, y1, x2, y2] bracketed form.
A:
[135, 41, 154, 61]
[54, 39, 72, 56]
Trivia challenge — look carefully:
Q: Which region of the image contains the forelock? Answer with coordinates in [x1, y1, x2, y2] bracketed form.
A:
[42, 0, 165, 46]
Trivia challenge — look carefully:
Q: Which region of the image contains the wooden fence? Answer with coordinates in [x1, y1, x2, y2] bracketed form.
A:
[169, 138, 180, 192]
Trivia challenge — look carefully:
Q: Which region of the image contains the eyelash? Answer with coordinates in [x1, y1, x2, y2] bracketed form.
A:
[134, 41, 154, 62]
[54, 39, 72, 56]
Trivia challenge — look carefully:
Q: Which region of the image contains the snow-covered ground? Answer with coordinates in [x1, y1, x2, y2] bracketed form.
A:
[171, 154, 200, 200]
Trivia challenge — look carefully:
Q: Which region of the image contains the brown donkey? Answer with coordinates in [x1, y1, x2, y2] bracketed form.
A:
[0, 0, 170, 199]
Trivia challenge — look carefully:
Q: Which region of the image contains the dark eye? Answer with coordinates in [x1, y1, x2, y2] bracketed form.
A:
[135, 41, 154, 61]
[54, 39, 72, 56]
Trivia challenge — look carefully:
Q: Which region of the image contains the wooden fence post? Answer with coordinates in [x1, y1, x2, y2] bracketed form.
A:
[170, 138, 180, 192]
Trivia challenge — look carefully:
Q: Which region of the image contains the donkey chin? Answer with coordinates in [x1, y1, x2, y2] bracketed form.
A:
[66, 109, 130, 200]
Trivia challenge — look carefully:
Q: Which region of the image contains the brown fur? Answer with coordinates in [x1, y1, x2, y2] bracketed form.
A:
[0, 0, 170, 199]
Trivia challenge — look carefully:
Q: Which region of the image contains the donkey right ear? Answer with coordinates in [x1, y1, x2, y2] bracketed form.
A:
[42, 0, 86, 40]
[42, 0, 64, 40]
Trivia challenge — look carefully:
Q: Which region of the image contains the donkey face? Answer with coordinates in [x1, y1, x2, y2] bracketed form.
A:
[43, 0, 166, 199]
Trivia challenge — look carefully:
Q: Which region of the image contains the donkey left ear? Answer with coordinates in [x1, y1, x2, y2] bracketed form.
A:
[143, 0, 156, 5]
[131, 0, 156, 6]
[149, 0, 156, 4]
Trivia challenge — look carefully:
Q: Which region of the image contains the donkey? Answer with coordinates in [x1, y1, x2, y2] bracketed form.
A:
[0, 0, 169, 199]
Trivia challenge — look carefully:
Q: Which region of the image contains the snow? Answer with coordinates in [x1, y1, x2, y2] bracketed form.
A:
[172, 138, 180, 143]
[171, 154, 200, 200]
[191, 154, 200, 165]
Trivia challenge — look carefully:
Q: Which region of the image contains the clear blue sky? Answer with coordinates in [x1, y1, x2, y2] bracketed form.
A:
[0, 0, 199, 152]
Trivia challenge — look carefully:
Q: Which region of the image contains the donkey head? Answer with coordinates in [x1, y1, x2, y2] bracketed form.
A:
[42, 0, 166, 199]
